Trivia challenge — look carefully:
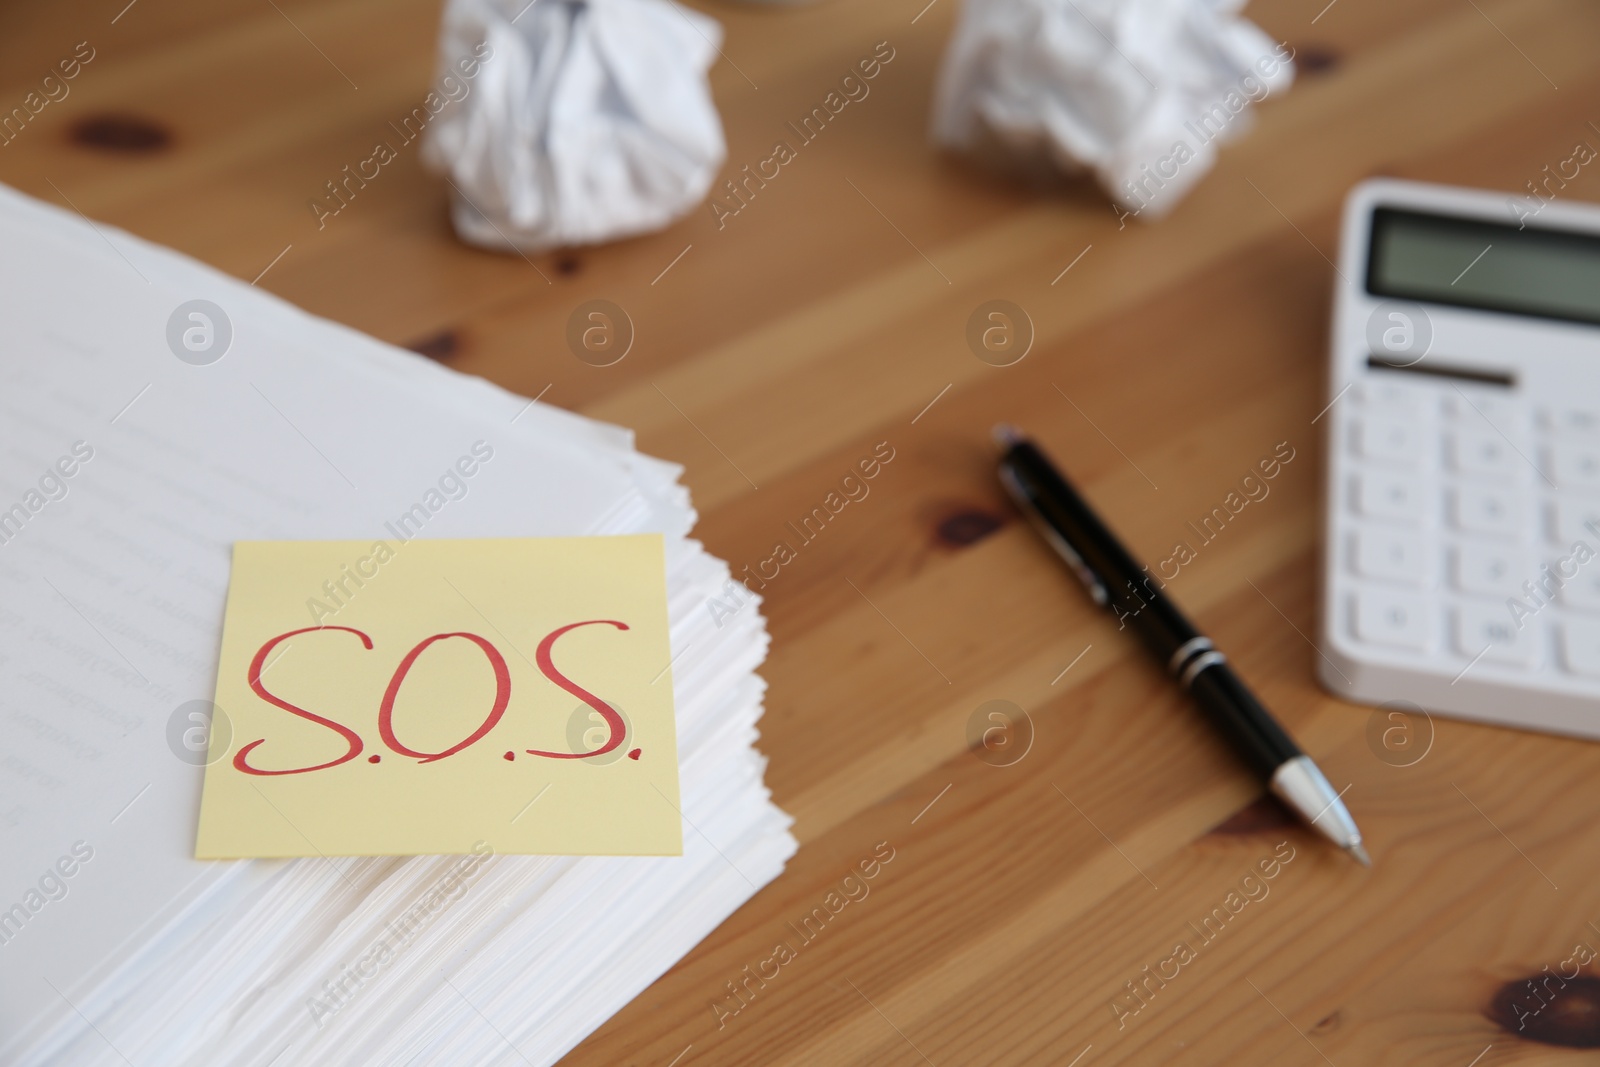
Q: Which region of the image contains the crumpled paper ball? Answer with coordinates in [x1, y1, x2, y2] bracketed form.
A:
[931, 0, 1294, 219]
[423, 0, 726, 253]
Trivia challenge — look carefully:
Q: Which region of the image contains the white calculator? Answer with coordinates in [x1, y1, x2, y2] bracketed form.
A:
[1321, 178, 1600, 738]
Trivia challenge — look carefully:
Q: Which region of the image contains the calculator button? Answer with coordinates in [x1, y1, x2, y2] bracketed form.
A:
[1354, 379, 1434, 414]
[1354, 418, 1426, 466]
[1547, 444, 1600, 492]
[1450, 432, 1521, 479]
[1454, 604, 1536, 666]
[1559, 619, 1600, 677]
[1453, 542, 1530, 596]
[1451, 485, 1521, 538]
[1450, 390, 1521, 427]
[1353, 530, 1427, 584]
[1540, 407, 1600, 438]
[1354, 590, 1431, 649]
[1550, 498, 1600, 545]
[1355, 472, 1427, 524]
[1558, 563, 1600, 612]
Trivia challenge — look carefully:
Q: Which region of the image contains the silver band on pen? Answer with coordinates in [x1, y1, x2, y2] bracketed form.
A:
[1179, 650, 1226, 688]
[1167, 636, 1213, 677]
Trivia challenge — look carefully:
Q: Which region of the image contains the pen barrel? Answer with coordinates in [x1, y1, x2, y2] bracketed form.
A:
[1000, 436, 1310, 788]
[1185, 661, 1303, 778]
[1002, 442, 1203, 660]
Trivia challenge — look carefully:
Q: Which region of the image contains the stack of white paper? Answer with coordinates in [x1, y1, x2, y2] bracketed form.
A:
[0, 183, 794, 1066]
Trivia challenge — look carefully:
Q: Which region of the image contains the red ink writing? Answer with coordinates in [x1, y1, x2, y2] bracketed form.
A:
[235, 626, 372, 776]
[525, 620, 629, 760]
[236, 620, 635, 774]
[379, 632, 511, 763]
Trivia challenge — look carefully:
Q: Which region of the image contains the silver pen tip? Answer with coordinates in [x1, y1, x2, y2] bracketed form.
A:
[1346, 841, 1372, 867]
[992, 423, 1025, 449]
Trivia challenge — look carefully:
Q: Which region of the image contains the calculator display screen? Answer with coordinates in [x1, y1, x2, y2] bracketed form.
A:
[1367, 207, 1600, 326]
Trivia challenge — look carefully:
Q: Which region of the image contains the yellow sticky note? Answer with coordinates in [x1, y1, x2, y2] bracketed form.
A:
[194, 535, 682, 858]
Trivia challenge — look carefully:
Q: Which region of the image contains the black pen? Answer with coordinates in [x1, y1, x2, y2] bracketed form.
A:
[994, 425, 1369, 866]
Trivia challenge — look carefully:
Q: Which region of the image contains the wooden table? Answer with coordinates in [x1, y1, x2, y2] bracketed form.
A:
[6, 0, 1600, 1062]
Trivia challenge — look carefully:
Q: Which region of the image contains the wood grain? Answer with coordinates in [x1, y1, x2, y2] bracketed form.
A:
[6, 0, 1600, 1062]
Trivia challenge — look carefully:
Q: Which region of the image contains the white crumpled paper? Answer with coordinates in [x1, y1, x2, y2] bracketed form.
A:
[423, 0, 726, 253]
[931, 0, 1294, 220]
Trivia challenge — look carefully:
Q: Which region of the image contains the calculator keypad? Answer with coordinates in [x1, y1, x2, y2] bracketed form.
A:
[1551, 498, 1600, 544]
[1542, 408, 1600, 438]
[1356, 417, 1426, 465]
[1353, 529, 1427, 584]
[1335, 376, 1600, 684]
[1560, 619, 1600, 677]
[1548, 443, 1600, 491]
[1558, 569, 1600, 612]
[1450, 432, 1519, 478]
[1452, 542, 1528, 596]
[1355, 471, 1427, 523]
[1448, 391, 1521, 426]
[1451, 485, 1522, 538]
[1453, 604, 1537, 666]
[1355, 590, 1431, 649]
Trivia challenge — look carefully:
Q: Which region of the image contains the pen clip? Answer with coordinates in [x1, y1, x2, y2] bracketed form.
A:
[1000, 466, 1110, 608]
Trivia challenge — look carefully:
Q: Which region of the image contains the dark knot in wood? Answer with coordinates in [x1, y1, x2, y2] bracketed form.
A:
[1488, 974, 1600, 1047]
[71, 114, 170, 153]
[405, 329, 461, 362]
[936, 508, 1005, 548]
